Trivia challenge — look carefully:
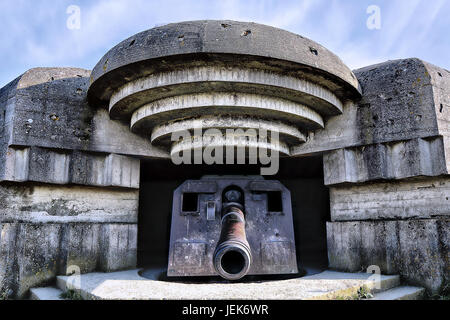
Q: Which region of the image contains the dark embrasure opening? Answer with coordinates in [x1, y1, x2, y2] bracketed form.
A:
[138, 156, 330, 275]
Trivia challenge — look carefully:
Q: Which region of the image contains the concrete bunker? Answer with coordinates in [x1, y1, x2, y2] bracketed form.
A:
[0, 20, 448, 299]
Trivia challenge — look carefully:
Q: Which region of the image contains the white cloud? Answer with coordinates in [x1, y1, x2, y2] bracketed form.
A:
[0, 0, 449, 88]
[379, 0, 422, 56]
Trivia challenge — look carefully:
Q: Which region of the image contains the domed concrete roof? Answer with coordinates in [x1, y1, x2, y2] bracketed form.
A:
[88, 20, 361, 106]
[87, 20, 362, 157]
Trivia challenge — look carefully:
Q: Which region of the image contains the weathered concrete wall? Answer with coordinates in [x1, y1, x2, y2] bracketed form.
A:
[0, 68, 166, 299]
[324, 59, 450, 294]
[0, 222, 137, 299]
[424, 62, 450, 173]
[294, 59, 448, 162]
[327, 219, 449, 293]
[2, 68, 168, 161]
[0, 182, 138, 299]
[0, 76, 20, 180]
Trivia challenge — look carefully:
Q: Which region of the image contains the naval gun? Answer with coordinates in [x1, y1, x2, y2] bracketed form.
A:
[167, 176, 298, 280]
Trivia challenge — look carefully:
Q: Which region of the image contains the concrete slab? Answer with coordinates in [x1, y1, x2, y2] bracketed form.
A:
[30, 287, 64, 300]
[56, 269, 400, 300]
[371, 286, 425, 300]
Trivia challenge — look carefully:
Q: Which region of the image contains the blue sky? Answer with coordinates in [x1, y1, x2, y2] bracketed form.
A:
[1, 0, 449, 88]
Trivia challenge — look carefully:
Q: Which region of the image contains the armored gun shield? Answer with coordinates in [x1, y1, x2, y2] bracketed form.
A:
[167, 176, 298, 280]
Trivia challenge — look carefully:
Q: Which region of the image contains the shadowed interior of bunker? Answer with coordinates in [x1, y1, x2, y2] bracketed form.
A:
[138, 156, 330, 279]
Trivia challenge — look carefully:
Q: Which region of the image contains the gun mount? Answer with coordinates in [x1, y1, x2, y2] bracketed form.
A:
[167, 176, 298, 280]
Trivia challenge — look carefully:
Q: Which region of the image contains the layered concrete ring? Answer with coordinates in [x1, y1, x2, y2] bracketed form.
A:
[151, 116, 307, 147]
[130, 93, 325, 136]
[171, 136, 291, 158]
[109, 66, 344, 118]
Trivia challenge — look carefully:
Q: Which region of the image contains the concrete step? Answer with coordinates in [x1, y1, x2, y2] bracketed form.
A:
[30, 287, 64, 300]
[305, 271, 400, 300]
[370, 286, 426, 300]
[55, 269, 405, 300]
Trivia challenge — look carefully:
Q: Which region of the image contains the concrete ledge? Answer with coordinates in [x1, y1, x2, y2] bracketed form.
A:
[329, 177, 450, 221]
[324, 138, 448, 185]
[370, 286, 425, 300]
[0, 183, 139, 224]
[56, 269, 399, 300]
[2, 147, 141, 189]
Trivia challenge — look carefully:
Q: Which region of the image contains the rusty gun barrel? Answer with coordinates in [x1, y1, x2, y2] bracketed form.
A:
[213, 203, 252, 280]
